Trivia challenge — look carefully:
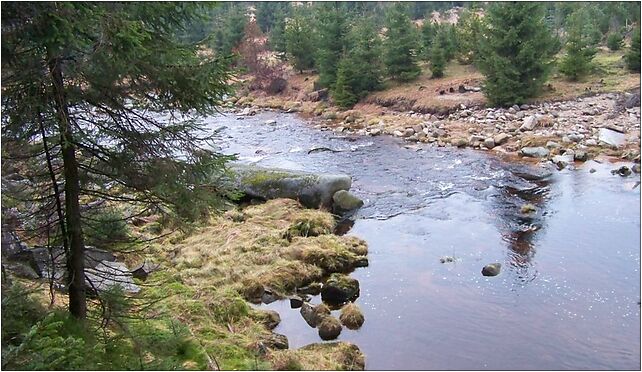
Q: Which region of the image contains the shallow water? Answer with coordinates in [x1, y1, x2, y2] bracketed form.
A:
[206, 111, 640, 370]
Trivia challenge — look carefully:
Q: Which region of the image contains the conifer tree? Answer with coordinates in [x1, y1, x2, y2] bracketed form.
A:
[269, 10, 288, 59]
[420, 21, 437, 61]
[332, 58, 358, 108]
[285, 10, 315, 73]
[313, 2, 349, 88]
[1, 2, 234, 319]
[476, 2, 558, 106]
[430, 34, 447, 78]
[455, 9, 485, 65]
[625, 26, 641, 72]
[214, 4, 247, 56]
[559, 8, 598, 81]
[383, 3, 421, 82]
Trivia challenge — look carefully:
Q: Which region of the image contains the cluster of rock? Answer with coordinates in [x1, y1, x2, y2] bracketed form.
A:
[291, 273, 364, 341]
[1, 226, 152, 294]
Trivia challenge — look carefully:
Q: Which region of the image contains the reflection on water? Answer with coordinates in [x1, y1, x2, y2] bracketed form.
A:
[207, 111, 640, 370]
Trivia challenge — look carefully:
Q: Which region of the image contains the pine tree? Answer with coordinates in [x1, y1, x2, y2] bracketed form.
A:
[430, 34, 447, 78]
[625, 26, 641, 72]
[476, 2, 558, 106]
[269, 10, 288, 60]
[1, 2, 234, 319]
[347, 18, 384, 95]
[214, 4, 247, 56]
[455, 9, 485, 65]
[559, 8, 598, 81]
[332, 58, 358, 109]
[313, 2, 349, 88]
[383, 3, 421, 82]
[285, 10, 315, 73]
[606, 32, 624, 51]
[420, 21, 437, 61]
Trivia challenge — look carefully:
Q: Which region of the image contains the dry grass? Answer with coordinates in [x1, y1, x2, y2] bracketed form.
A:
[135, 198, 368, 369]
[339, 303, 365, 330]
[269, 342, 365, 370]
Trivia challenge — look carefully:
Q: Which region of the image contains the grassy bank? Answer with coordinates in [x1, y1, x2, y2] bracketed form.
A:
[2, 199, 367, 370]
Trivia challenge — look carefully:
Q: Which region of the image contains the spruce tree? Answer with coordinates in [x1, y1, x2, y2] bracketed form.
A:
[346, 18, 384, 95]
[383, 3, 421, 82]
[285, 10, 315, 73]
[332, 58, 358, 109]
[420, 21, 437, 61]
[559, 8, 597, 81]
[606, 32, 624, 51]
[455, 9, 485, 65]
[269, 10, 288, 60]
[625, 26, 641, 72]
[430, 34, 447, 78]
[1, 2, 234, 319]
[313, 2, 349, 88]
[477, 2, 558, 106]
[214, 4, 247, 56]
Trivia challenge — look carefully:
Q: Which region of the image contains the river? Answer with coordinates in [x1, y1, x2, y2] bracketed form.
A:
[206, 110, 640, 370]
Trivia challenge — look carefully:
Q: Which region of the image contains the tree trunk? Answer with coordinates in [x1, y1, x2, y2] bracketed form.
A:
[48, 53, 87, 319]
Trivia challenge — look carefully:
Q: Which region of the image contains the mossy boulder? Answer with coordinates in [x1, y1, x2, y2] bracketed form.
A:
[321, 274, 360, 304]
[332, 190, 364, 214]
[318, 316, 342, 340]
[339, 303, 364, 330]
[229, 164, 352, 209]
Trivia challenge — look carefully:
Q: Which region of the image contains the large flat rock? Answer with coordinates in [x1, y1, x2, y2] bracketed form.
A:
[229, 163, 352, 208]
[599, 128, 626, 148]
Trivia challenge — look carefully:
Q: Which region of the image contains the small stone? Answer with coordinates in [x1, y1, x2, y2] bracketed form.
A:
[451, 138, 468, 148]
[520, 115, 539, 131]
[632, 164, 641, 173]
[520, 147, 550, 158]
[393, 130, 404, 137]
[318, 316, 342, 340]
[483, 138, 496, 149]
[611, 166, 632, 177]
[494, 133, 510, 145]
[290, 296, 304, 309]
[265, 119, 277, 125]
[482, 263, 501, 277]
[440, 256, 455, 263]
[520, 203, 537, 214]
[574, 151, 588, 162]
[545, 141, 561, 149]
[403, 128, 415, 137]
[589, 168, 597, 173]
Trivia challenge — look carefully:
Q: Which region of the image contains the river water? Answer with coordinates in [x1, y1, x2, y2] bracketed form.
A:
[206, 110, 640, 370]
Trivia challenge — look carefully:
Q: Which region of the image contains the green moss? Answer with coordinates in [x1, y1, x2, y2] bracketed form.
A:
[241, 170, 293, 188]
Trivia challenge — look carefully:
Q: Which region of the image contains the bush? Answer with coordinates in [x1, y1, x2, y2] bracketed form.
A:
[606, 32, 624, 51]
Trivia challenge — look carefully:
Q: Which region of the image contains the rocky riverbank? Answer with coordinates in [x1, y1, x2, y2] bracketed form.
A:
[228, 89, 641, 166]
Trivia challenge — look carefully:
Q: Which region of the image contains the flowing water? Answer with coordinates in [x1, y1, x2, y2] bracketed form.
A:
[205, 110, 640, 370]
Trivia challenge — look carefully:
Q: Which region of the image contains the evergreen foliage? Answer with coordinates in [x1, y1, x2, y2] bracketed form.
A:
[476, 2, 558, 106]
[383, 3, 421, 82]
[625, 26, 641, 72]
[269, 9, 289, 59]
[430, 34, 447, 78]
[213, 4, 248, 56]
[285, 10, 316, 72]
[455, 9, 485, 65]
[1, 2, 236, 319]
[606, 32, 625, 51]
[559, 8, 598, 81]
[331, 18, 384, 108]
[313, 3, 349, 88]
[420, 21, 437, 61]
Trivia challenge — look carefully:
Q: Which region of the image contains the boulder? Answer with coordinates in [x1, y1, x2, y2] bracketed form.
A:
[265, 119, 277, 125]
[493, 133, 510, 145]
[339, 303, 365, 330]
[300, 302, 320, 327]
[451, 138, 468, 148]
[481, 263, 501, 277]
[632, 164, 641, 174]
[229, 164, 352, 209]
[85, 261, 141, 294]
[483, 138, 495, 149]
[321, 273, 360, 304]
[552, 154, 574, 167]
[332, 190, 364, 214]
[289, 296, 304, 309]
[599, 128, 626, 148]
[545, 141, 561, 149]
[520, 115, 539, 131]
[506, 164, 553, 181]
[519, 147, 550, 158]
[258, 309, 281, 330]
[262, 333, 289, 350]
[318, 316, 342, 340]
[131, 260, 160, 281]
